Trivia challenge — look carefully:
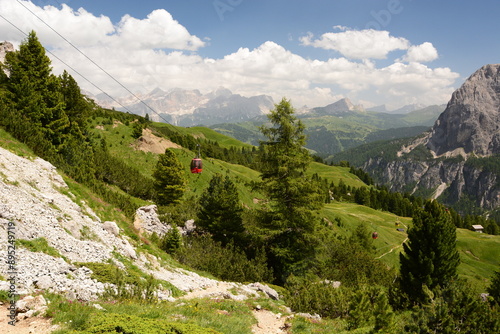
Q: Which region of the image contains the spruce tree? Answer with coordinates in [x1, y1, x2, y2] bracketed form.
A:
[258, 98, 323, 281]
[197, 174, 244, 244]
[152, 148, 186, 206]
[487, 269, 500, 305]
[162, 224, 183, 254]
[399, 200, 460, 304]
[3, 31, 69, 147]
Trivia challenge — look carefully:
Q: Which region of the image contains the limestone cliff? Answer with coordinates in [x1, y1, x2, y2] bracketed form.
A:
[427, 64, 500, 157]
[360, 64, 500, 214]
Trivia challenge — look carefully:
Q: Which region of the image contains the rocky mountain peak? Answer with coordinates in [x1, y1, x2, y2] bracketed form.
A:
[427, 64, 500, 157]
[312, 97, 365, 115]
[326, 98, 354, 112]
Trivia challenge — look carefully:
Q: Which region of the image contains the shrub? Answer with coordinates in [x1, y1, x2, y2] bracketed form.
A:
[176, 235, 273, 283]
[64, 312, 221, 334]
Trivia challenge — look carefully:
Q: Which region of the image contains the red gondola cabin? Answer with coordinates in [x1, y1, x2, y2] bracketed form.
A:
[190, 158, 202, 173]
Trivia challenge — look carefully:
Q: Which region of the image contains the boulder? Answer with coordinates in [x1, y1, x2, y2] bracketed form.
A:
[102, 221, 120, 236]
[247, 282, 280, 300]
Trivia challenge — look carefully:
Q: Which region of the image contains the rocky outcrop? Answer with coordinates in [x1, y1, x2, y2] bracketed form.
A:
[364, 156, 500, 211]
[427, 64, 500, 157]
[361, 65, 500, 212]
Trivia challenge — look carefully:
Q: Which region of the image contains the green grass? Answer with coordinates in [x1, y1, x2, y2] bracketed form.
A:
[47, 294, 255, 334]
[60, 176, 140, 241]
[17, 237, 67, 260]
[322, 202, 411, 268]
[456, 229, 500, 291]
[177, 125, 255, 149]
[90, 118, 158, 179]
[308, 162, 367, 188]
[0, 126, 35, 158]
[321, 202, 500, 288]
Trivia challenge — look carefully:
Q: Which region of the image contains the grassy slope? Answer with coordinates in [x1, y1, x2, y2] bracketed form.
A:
[308, 161, 367, 188]
[3, 120, 499, 290]
[85, 120, 500, 289]
[322, 202, 412, 268]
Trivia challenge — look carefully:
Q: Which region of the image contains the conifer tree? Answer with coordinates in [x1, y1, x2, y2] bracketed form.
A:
[197, 174, 244, 244]
[162, 224, 183, 254]
[487, 269, 500, 305]
[152, 148, 186, 206]
[59, 70, 91, 129]
[258, 97, 323, 281]
[399, 200, 460, 304]
[3, 31, 69, 147]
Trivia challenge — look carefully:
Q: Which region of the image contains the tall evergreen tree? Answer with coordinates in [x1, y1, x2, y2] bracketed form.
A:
[399, 200, 460, 304]
[3, 31, 69, 147]
[258, 98, 323, 281]
[197, 174, 244, 244]
[59, 70, 91, 129]
[152, 148, 186, 206]
[487, 269, 500, 305]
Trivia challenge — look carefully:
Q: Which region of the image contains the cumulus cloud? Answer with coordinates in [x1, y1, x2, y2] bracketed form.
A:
[0, 0, 459, 110]
[300, 28, 409, 59]
[0, 0, 204, 50]
[400, 42, 439, 63]
[115, 10, 205, 51]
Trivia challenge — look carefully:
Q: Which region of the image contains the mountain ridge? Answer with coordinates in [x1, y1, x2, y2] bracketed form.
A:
[337, 64, 500, 216]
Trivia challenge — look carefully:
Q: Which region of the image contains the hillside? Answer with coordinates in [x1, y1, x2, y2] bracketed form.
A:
[2, 125, 500, 330]
[209, 105, 443, 157]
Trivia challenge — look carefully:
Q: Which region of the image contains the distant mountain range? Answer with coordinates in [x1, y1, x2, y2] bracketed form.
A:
[89, 87, 275, 127]
[89, 87, 441, 128]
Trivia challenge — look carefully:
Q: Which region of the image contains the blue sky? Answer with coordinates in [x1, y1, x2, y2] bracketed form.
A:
[1, 0, 499, 109]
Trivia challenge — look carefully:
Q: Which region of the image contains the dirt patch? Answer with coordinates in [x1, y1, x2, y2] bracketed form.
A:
[132, 128, 181, 154]
[252, 309, 289, 334]
[112, 120, 122, 128]
[0, 304, 58, 334]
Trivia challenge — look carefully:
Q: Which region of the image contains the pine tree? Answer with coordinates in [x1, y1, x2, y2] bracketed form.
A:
[59, 70, 91, 129]
[162, 224, 183, 254]
[197, 174, 244, 244]
[399, 200, 460, 304]
[3, 31, 69, 147]
[487, 269, 500, 305]
[152, 148, 186, 206]
[258, 98, 323, 281]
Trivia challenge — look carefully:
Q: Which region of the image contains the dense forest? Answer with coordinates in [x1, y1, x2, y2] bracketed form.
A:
[1, 31, 500, 333]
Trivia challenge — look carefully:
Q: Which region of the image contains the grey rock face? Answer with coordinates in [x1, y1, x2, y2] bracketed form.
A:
[427, 64, 500, 157]
[360, 65, 500, 212]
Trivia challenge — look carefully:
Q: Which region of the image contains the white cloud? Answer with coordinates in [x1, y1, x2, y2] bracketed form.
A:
[0, 0, 204, 51]
[115, 10, 205, 51]
[300, 28, 409, 59]
[401, 42, 439, 63]
[0, 1, 459, 110]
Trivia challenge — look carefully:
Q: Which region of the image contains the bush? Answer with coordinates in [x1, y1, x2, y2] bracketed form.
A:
[176, 235, 273, 283]
[66, 312, 221, 334]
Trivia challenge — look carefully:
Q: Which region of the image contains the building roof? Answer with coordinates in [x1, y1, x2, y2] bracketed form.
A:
[472, 225, 484, 230]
